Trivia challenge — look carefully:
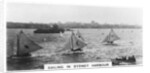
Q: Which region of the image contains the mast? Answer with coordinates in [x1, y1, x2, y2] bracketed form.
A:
[16, 30, 23, 56]
[71, 31, 74, 50]
[16, 34, 20, 56]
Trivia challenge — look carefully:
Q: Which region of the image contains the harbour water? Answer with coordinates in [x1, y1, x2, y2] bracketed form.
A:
[7, 28, 142, 70]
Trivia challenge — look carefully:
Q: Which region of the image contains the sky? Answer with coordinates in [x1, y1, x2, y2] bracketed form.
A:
[7, 2, 143, 25]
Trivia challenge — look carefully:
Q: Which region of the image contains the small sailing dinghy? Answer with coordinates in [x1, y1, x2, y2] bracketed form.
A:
[9, 30, 42, 59]
[103, 29, 120, 45]
[62, 31, 87, 55]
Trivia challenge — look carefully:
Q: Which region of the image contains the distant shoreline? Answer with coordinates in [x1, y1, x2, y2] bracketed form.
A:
[7, 22, 142, 29]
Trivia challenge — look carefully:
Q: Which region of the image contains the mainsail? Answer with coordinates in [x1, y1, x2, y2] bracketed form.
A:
[76, 30, 84, 41]
[63, 31, 87, 52]
[59, 32, 64, 37]
[103, 29, 120, 43]
[16, 31, 42, 56]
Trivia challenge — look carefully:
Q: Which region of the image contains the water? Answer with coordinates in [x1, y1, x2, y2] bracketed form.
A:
[7, 28, 142, 71]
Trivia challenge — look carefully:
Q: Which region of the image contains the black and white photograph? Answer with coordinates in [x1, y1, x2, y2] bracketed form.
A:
[6, 0, 142, 71]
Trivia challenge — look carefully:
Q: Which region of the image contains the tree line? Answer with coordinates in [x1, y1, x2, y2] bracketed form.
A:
[7, 22, 142, 29]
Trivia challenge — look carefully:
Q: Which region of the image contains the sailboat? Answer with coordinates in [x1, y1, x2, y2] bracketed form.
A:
[103, 29, 120, 45]
[62, 31, 87, 55]
[10, 30, 42, 59]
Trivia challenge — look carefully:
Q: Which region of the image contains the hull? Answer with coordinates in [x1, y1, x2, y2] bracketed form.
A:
[62, 50, 84, 56]
[103, 41, 119, 46]
[103, 43, 119, 46]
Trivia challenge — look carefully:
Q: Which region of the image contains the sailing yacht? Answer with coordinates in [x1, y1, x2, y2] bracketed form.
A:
[10, 30, 42, 58]
[103, 29, 120, 45]
[62, 31, 87, 54]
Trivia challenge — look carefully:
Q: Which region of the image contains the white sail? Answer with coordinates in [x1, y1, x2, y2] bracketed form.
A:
[63, 31, 87, 51]
[76, 30, 84, 41]
[59, 32, 64, 37]
[16, 31, 42, 55]
[103, 29, 120, 43]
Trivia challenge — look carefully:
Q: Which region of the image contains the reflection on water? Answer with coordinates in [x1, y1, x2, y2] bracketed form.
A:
[7, 29, 142, 71]
[7, 53, 88, 70]
[7, 57, 44, 70]
[61, 53, 87, 63]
